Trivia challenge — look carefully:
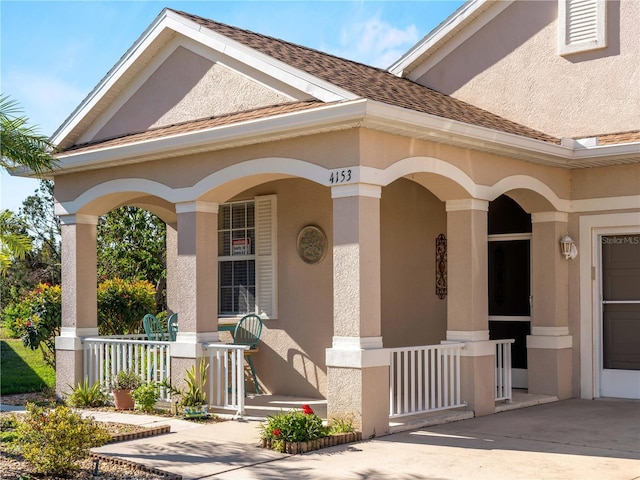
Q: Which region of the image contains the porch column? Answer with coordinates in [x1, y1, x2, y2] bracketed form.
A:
[171, 202, 219, 384]
[165, 222, 178, 315]
[445, 199, 494, 416]
[326, 184, 390, 438]
[55, 214, 98, 398]
[528, 212, 573, 398]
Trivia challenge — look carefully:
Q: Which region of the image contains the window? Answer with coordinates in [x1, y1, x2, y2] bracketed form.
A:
[558, 0, 607, 55]
[218, 195, 277, 318]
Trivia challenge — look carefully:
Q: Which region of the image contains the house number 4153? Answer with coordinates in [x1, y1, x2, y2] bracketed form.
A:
[329, 169, 352, 184]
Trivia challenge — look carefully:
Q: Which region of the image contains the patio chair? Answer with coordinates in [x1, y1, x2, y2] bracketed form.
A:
[167, 313, 178, 342]
[233, 314, 263, 394]
[143, 313, 166, 341]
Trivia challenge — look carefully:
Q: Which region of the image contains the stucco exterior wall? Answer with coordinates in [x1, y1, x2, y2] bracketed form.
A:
[381, 178, 447, 347]
[415, 1, 640, 138]
[54, 128, 573, 213]
[229, 178, 334, 397]
[94, 46, 290, 142]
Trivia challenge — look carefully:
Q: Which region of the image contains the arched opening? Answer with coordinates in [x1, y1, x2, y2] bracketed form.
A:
[488, 194, 532, 389]
[381, 178, 447, 348]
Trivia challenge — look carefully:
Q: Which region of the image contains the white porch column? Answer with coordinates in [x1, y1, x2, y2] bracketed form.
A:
[326, 184, 389, 438]
[171, 202, 219, 383]
[55, 214, 99, 398]
[445, 199, 495, 416]
[528, 212, 573, 398]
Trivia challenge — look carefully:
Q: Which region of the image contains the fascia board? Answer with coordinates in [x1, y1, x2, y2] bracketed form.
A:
[389, 1, 513, 78]
[166, 12, 358, 103]
[51, 9, 175, 146]
[51, 100, 368, 173]
[362, 101, 639, 167]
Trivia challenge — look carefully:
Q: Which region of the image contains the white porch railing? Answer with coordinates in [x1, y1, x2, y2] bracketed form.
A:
[203, 343, 249, 415]
[494, 339, 515, 402]
[83, 335, 172, 401]
[389, 343, 466, 417]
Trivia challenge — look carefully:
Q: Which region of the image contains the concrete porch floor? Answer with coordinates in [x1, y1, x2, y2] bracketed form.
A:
[209, 389, 558, 434]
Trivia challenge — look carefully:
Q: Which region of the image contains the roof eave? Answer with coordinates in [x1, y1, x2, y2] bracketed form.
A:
[20, 99, 637, 178]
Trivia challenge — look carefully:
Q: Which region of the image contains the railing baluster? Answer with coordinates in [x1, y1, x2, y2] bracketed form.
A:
[388, 343, 466, 418]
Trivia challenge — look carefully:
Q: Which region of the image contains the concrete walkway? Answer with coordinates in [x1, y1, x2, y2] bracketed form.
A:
[86, 398, 640, 480]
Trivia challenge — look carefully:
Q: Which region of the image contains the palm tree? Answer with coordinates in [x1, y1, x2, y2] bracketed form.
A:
[1, 94, 57, 274]
[0, 210, 31, 275]
[0, 94, 57, 175]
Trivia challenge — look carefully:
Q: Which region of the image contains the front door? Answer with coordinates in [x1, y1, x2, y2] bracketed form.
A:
[599, 233, 640, 399]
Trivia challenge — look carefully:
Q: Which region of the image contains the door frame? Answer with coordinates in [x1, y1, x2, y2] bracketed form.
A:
[579, 212, 640, 399]
[488, 232, 532, 388]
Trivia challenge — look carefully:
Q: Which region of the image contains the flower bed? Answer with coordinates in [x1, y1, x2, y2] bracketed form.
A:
[259, 404, 361, 454]
[260, 431, 362, 454]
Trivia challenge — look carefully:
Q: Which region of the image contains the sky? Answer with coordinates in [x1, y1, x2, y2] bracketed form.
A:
[1, 0, 465, 213]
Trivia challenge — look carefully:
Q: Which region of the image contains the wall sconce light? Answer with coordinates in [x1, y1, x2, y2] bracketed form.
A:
[560, 234, 578, 260]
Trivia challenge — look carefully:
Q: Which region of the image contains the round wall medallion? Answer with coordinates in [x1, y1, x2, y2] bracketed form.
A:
[297, 225, 327, 264]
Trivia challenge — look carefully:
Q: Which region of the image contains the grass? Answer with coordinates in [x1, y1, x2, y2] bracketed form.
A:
[0, 338, 56, 395]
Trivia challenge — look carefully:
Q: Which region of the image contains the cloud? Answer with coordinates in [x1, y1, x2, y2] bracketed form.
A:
[331, 15, 420, 68]
[3, 70, 87, 136]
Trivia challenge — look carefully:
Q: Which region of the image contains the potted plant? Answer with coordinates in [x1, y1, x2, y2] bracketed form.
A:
[161, 359, 208, 417]
[111, 369, 141, 410]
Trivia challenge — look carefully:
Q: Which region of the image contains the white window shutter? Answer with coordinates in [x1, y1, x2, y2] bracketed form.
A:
[559, 0, 607, 55]
[255, 195, 277, 318]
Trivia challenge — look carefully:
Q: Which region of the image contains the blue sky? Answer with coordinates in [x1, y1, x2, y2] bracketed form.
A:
[1, 0, 465, 213]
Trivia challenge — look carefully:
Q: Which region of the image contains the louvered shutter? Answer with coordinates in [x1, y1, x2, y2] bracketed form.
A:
[254, 195, 277, 318]
[559, 0, 606, 55]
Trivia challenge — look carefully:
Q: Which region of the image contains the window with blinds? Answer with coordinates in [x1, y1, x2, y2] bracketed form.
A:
[558, 0, 607, 55]
[217, 195, 277, 318]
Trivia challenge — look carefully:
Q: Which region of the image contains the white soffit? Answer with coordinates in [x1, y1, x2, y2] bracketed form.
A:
[388, 0, 513, 80]
[51, 8, 357, 150]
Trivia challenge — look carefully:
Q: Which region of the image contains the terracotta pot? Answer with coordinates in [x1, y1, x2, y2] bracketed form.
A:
[112, 389, 134, 410]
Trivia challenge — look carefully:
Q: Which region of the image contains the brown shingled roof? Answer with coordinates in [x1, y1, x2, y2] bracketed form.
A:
[174, 10, 560, 145]
[592, 130, 640, 146]
[64, 9, 563, 155]
[64, 100, 324, 154]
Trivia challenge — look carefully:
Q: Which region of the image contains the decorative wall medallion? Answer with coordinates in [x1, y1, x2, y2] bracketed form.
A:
[297, 225, 327, 264]
[436, 234, 447, 299]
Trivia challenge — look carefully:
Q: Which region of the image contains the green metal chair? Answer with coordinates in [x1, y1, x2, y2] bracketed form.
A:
[167, 313, 178, 342]
[143, 313, 166, 341]
[233, 314, 263, 394]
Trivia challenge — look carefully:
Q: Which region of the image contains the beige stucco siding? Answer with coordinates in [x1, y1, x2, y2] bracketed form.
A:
[571, 163, 640, 200]
[93, 46, 291, 142]
[381, 179, 447, 348]
[55, 128, 573, 215]
[416, 1, 640, 138]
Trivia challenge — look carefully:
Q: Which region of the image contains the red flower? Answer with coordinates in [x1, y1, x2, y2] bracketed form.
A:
[25, 320, 32, 327]
[272, 429, 282, 437]
[302, 404, 314, 415]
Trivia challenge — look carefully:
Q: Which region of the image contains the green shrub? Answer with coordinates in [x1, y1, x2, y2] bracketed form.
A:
[132, 382, 161, 413]
[97, 278, 156, 335]
[2, 301, 31, 338]
[5, 283, 62, 368]
[67, 379, 108, 408]
[16, 403, 111, 475]
[259, 404, 328, 451]
[112, 369, 141, 391]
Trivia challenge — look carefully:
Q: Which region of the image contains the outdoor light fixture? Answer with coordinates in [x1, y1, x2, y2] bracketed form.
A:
[560, 234, 578, 260]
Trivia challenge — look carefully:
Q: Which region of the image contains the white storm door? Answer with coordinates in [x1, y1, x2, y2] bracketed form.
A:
[599, 233, 640, 399]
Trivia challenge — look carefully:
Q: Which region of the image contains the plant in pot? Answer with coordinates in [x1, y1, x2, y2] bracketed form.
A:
[161, 359, 208, 418]
[111, 369, 141, 410]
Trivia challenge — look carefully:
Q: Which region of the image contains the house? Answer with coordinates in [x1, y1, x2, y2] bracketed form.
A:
[35, 0, 638, 437]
